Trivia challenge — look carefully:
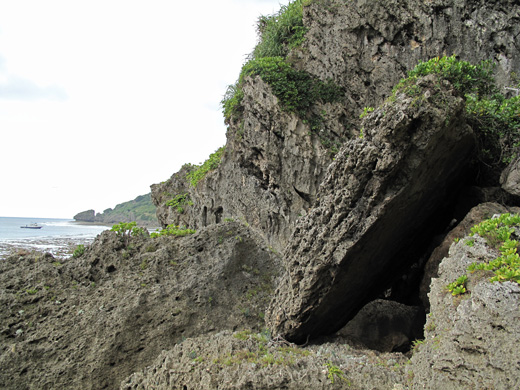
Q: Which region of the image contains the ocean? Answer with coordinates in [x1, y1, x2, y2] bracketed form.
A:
[0, 216, 110, 259]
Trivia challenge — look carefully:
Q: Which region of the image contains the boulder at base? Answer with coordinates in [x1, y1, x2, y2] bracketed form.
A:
[412, 224, 520, 389]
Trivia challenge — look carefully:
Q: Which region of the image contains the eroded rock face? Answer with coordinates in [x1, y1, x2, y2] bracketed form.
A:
[152, 0, 520, 255]
[152, 76, 350, 252]
[73, 209, 96, 222]
[266, 76, 476, 342]
[152, 0, 520, 254]
[121, 330, 410, 390]
[501, 157, 520, 197]
[298, 0, 520, 120]
[419, 202, 520, 309]
[0, 222, 280, 390]
[412, 232, 520, 389]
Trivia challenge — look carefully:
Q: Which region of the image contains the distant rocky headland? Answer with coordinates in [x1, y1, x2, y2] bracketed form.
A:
[74, 193, 157, 226]
[2, 0, 520, 389]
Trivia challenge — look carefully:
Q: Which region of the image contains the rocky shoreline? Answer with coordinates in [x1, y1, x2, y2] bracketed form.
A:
[1, 0, 520, 388]
[0, 236, 97, 259]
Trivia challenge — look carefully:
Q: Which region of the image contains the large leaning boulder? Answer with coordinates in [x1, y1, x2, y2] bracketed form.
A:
[267, 76, 476, 342]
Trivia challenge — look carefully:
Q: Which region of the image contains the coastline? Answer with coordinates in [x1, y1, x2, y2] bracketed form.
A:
[0, 217, 111, 259]
[0, 222, 161, 260]
[0, 235, 100, 259]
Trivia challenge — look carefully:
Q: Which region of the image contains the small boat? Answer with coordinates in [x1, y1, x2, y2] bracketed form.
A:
[20, 223, 43, 229]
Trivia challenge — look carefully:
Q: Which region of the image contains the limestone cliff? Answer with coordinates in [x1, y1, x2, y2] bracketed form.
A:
[152, 0, 520, 252]
[2, 1, 520, 389]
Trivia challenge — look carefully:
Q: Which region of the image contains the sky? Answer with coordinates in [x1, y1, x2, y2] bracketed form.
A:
[0, 0, 290, 219]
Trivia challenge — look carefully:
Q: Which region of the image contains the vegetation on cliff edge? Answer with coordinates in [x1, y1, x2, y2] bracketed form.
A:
[221, 0, 343, 129]
[447, 213, 520, 296]
[392, 55, 520, 168]
[186, 146, 225, 187]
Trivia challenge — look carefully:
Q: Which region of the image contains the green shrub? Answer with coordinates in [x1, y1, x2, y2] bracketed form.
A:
[392, 55, 519, 167]
[222, 82, 244, 124]
[446, 275, 468, 296]
[325, 362, 350, 385]
[111, 222, 146, 239]
[469, 213, 520, 247]
[393, 55, 496, 97]
[221, 1, 342, 125]
[242, 57, 342, 114]
[447, 213, 520, 296]
[465, 213, 520, 284]
[187, 147, 225, 187]
[252, 0, 307, 60]
[72, 244, 85, 258]
[166, 193, 193, 213]
[466, 93, 520, 164]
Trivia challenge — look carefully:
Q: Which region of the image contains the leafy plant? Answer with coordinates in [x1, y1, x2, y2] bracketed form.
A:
[222, 82, 244, 122]
[392, 55, 519, 167]
[359, 106, 374, 119]
[446, 275, 468, 296]
[111, 221, 146, 237]
[110, 221, 146, 246]
[241, 56, 343, 117]
[252, 0, 308, 60]
[411, 339, 425, 352]
[448, 214, 520, 297]
[469, 213, 520, 247]
[72, 244, 85, 258]
[166, 193, 193, 213]
[465, 239, 475, 247]
[221, 0, 343, 129]
[186, 147, 225, 187]
[393, 55, 496, 98]
[325, 362, 350, 385]
[466, 213, 520, 284]
[466, 93, 520, 165]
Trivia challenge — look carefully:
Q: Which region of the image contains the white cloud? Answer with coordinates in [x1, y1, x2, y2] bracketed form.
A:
[0, 0, 290, 218]
[0, 74, 68, 100]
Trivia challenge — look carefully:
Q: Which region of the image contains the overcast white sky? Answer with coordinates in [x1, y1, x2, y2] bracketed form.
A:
[0, 0, 290, 219]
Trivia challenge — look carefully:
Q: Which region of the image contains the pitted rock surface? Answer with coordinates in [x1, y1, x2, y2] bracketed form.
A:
[412, 232, 520, 389]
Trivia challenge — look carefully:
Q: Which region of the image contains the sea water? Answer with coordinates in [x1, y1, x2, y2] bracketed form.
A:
[0, 217, 109, 259]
